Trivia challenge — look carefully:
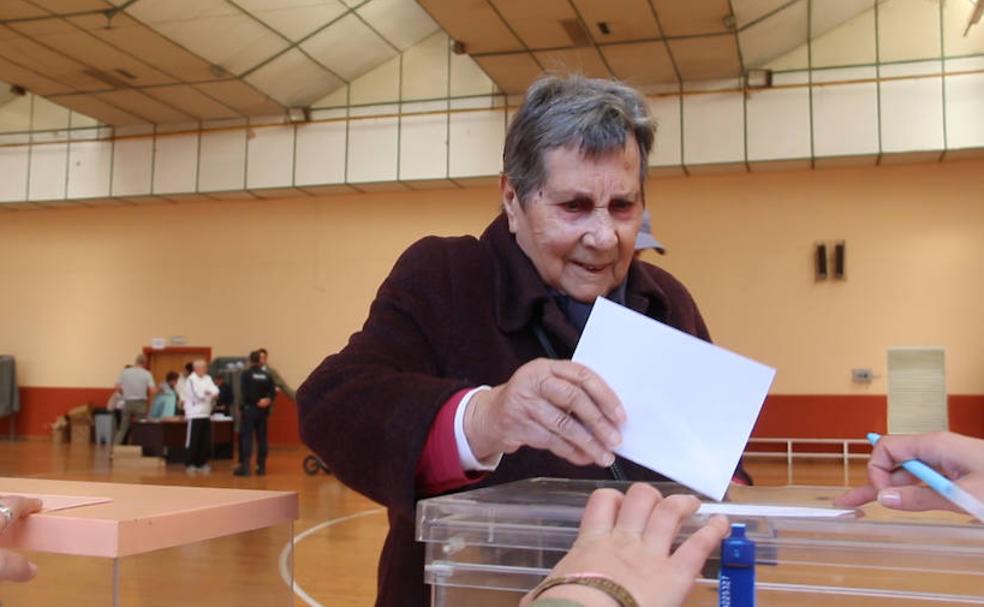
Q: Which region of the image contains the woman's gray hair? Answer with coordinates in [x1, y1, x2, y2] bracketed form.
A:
[503, 75, 655, 207]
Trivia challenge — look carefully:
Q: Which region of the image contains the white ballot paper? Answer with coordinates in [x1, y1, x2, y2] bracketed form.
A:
[572, 297, 776, 501]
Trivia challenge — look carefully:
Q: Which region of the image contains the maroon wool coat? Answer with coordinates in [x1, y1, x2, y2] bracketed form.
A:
[297, 213, 712, 607]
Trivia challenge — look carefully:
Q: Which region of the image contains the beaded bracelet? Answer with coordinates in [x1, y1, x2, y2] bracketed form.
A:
[528, 573, 639, 607]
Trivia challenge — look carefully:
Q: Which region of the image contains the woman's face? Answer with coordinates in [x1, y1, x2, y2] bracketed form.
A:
[503, 138, 644, 303]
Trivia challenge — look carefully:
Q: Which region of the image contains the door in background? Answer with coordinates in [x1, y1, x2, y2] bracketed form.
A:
[144, 347, 212, 385]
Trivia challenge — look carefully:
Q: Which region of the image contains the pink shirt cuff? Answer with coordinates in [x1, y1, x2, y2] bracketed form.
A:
[415, 388, 487, 495]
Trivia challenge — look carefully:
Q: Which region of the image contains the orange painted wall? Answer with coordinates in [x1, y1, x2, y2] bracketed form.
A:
[2, 159, 984, 445]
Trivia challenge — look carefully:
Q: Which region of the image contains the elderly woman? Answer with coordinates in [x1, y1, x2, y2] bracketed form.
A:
[298, 75, 726, 606]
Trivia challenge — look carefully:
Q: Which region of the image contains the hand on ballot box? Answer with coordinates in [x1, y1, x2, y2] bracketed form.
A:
[0, 495, 42, 582]
[522, 483, 729, 607]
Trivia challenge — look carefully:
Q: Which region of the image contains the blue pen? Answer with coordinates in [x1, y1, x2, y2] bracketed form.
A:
[718, 523, 755, 607]
[868, 432, 984, 522]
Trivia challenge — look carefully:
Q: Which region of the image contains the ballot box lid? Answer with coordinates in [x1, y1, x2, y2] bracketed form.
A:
[417, 478, 984, 605]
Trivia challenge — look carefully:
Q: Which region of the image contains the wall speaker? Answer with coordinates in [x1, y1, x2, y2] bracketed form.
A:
[834, 241, 846, 279]
[815, 243, 828, 280]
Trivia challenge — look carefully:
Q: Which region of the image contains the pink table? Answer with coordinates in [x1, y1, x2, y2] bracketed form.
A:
[0, 477, 298, 606]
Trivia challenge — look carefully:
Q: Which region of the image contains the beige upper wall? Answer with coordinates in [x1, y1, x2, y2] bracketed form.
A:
[2, 159, 983, 395]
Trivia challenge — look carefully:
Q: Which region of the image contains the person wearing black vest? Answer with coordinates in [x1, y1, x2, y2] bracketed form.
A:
[234, 350, 276, 477]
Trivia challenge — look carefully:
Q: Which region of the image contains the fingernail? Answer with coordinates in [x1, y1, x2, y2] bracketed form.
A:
[601, 452, 615, 467]
[878, 490, 902, 508]
[28, 562, 38, 577]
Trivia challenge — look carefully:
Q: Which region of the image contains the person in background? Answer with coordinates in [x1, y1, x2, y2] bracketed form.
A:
[113, 355, 157, 444]
[835, 431, 984, 513]
[105, 367, 126, 430]
[0, 495, 42, 583]
[234, 350, 276, 477]
[149, 371, 179, 419]
[258, 348, 295, 402]
[633, 209, 666, 256]
[183, 359, 218, 475]
[524, 483, 729, 607]
[213, 374, 234, 417]
[175, 362, 193, 412]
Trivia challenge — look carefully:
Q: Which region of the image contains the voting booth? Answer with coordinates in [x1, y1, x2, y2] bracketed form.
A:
[417, 478, 984, 606]
[0, 477, 298, 606]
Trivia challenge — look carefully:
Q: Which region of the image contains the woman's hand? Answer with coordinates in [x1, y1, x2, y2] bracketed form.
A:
[0, 495, 42, 582]
[835, 431, 984, 513]
[465, 359, 625, 467]
[522, 483, 729, 607]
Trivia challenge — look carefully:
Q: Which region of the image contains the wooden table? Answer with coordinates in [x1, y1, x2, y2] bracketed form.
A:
[129, 417, 234, 462]
[0, 477, 298, 605]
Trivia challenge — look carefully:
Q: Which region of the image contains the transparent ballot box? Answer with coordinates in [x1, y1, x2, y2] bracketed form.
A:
[417, 478, 984, 606]
[0, 477, 298, 606]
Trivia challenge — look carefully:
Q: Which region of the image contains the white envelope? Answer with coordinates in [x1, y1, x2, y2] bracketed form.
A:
[572, 297, 776, 500]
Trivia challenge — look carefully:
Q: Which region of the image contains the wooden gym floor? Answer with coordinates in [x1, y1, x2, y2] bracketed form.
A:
[0, 438, 869, 606]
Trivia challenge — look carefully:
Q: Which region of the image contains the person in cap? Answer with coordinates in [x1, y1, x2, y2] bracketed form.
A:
[297, 74, 741, 606]
[634, 209, 666, 255]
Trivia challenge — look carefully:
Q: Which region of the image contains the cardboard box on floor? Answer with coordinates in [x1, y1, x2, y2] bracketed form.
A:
[67, 404, 93, 444]
[70, 422, 91, 444]
[50, 417, 68, 443]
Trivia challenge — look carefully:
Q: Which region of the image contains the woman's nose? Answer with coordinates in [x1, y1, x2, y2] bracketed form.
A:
[582, 210, 618, 249]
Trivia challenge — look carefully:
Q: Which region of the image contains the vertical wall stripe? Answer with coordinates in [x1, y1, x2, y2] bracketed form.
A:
[807, 0, 816, 168]
[343, 87, 351, 184]
[149, 124, 158, 196]
[939, 0, 948, 158]
[108, 127, 116, 200]
[194, 122, 202, 194]
[445, 35, 452, 181]
[242, 118, 250, 192]
[874, 0, 883, 163]
[729, 0, 750, 171]
[62, 126, 71, 202]
[396, 53, 404, 181]
[291, 122, 298, 188]
[25, 94, 34, 201]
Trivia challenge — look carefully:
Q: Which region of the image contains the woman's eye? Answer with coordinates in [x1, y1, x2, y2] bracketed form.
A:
[610, 200, 635, 213]
[563, 200, 588, 212]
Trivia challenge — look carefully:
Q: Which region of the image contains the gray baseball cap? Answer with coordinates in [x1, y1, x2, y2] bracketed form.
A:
[635, 210, 666, 254]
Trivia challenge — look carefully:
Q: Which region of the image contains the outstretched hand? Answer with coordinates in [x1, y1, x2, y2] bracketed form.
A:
[0, 495, 42, 582]
[522, 483, 729, 607]
[835, 432, 984, 514]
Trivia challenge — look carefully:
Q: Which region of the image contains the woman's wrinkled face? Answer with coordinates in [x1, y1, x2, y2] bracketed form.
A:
[502, 139, 644, 303]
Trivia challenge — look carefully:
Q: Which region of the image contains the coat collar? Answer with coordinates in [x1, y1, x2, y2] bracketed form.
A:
[481, 213, 673, 342]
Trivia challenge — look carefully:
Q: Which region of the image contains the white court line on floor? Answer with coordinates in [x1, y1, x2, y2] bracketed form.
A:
[280, 508, 386, 607]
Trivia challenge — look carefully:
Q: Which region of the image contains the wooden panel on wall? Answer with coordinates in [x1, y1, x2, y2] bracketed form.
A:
[294, 115, 347, 186]
[198, 127, 247, 193]
[28, 136, 68, 201]
[880, 62, 945, 153]
[67, 138, 112, 200]
[246, 124, 295, 190]
[152, 132, 198, 195]
[746, 78, 811, 162]
[0, 135, 29, 203]
[682, 85, 744, 166]
[347, 108, 398, 184]
[399, 100, 448, 181]
[812, 67, 879, 158]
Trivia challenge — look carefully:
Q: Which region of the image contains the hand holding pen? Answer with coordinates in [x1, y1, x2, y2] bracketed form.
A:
[835, 431, 984, 521]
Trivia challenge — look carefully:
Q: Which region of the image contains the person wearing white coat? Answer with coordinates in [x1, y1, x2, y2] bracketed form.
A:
[184, 359, 219, 474]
